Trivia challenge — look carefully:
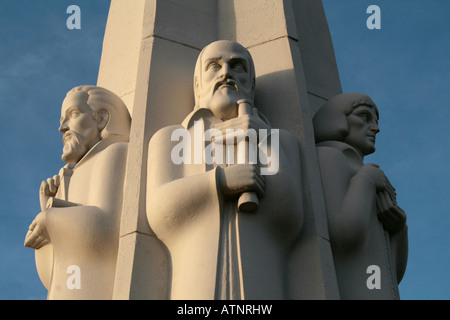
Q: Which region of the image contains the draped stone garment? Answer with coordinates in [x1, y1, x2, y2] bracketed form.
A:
[35, 136, 128, 300]
[146, 108, 303, 299]
[317, 141, 408, 300]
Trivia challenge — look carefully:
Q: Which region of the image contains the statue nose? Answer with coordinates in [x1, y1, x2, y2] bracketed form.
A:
[59, 121, 69, 133]
[218, 64, 232, 80]
[371, 124, 380, 134]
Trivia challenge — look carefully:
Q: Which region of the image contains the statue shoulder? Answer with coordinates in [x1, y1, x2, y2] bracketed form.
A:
[148, 124, 186, 160]
[100, 139, 129, 161]
[149, 125, 185, 145]
[93, 139, 129, 173]
[317, 141, 352, 159]
[317, 144, 344, 157]
[107, 140, 128, 153]
[317, 141, 364, 173]
[316, 143, 352, 171]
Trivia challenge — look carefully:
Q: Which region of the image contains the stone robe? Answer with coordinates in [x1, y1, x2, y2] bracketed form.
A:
[35, 135, 128, 299]
[317, 140, 408, 299]
[146, 108, 303, 299]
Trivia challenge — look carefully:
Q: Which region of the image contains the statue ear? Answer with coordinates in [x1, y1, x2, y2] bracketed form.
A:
[194, 76, 201, 107]
[97, 110, 109, 131]
[251, 78, 256, 101]
[194, 76, 200, 95]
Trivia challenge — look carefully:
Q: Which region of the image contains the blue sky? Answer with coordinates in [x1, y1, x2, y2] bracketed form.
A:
[0, 1, 448, 300]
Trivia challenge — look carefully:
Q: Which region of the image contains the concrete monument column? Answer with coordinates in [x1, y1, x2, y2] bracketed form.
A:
[96, 0, 342, 299]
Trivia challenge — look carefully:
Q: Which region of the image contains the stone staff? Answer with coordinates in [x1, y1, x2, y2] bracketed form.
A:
[236, 99, 259, 212]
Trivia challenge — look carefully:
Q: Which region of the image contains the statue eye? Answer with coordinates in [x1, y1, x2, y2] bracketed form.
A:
[355, 111, 371, 122]
[207, 62, 221, 71]
[231, 61, 247, 73]
[359, 114, 368, 121]
[70, 110, 81, 118]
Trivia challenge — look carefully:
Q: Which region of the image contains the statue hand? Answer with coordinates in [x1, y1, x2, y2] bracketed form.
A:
[358, 163, 387, 191]
[376, 190, 407, 233]
[39, 175, 60, 211]
[24, 212, 50, 249]
[218, 164, 265, 199]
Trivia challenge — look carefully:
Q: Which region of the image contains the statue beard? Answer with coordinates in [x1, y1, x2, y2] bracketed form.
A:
[61, 131, 89, 164]
[209, 93, 239, 120]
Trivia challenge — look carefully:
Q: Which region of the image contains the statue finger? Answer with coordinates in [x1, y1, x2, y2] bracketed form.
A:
[376, 193, 383, 213]
[40, 180, 49, 195]
[24, 230, 33, 245]
[251, 182, 264, 198]
[391, 205, 407, 225]
[33, 237, 45, 249]
[34, 237, 50, 250]
[47, 178, 56, 194]
[377, 191, 388, 212]
[28, 219, 37, 232]
[53, 175, 61, 188]
[383, 190, 394, 208]
[24, 228, 40, 247]
[254, 174, 265, 193]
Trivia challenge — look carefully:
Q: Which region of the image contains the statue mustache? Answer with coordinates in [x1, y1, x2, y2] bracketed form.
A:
[63, 130, 82, 145]
[214, 79, 239, 93]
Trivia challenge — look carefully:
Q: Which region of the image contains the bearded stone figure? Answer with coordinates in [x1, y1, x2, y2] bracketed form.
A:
[313, 92, 408, 299]
[24, 85, 131, 299]
[146, 40, 303, 299]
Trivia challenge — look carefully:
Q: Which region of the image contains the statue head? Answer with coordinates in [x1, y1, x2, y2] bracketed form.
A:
[59, 85, 131, 164]
[313, 92, 380, 157]
[193, 40, 256, 121]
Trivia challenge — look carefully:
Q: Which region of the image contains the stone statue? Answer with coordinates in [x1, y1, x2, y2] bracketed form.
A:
[146, 40, 303, 299]
[313, 92, 408, 299]
[24, 85, 131, 299]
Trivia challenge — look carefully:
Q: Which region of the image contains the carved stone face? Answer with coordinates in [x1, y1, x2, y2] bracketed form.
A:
[344, 105, 380, 157]
[59, 91, 102, 164]
[196, 41, 254, 121]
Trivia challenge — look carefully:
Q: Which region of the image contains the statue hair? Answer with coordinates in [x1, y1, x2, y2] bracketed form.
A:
[313, 92, 379, 143]
[67, 85, 131, 139]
